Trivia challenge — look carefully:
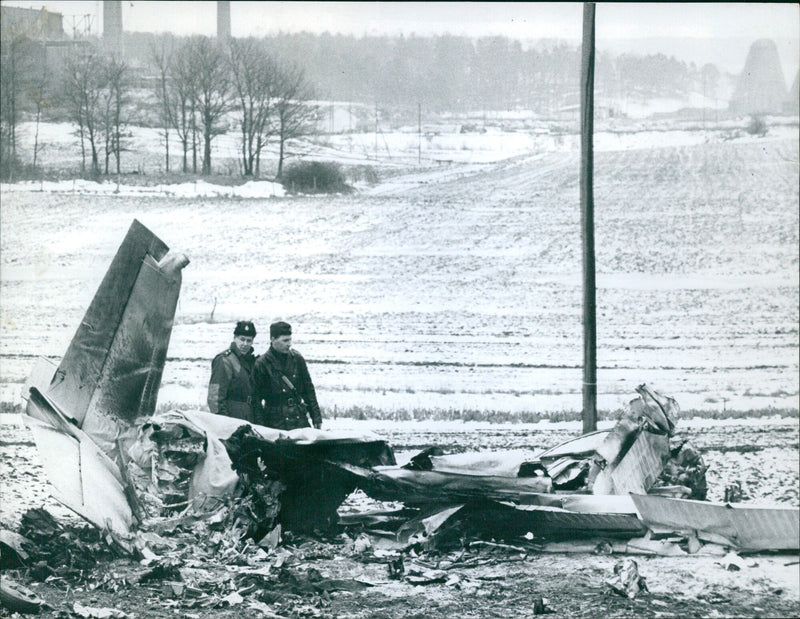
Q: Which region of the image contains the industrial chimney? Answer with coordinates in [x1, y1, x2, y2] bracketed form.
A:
[730, 39, 788, 115]
[217, 1, 231, 42]
[103, 0, 123, 56]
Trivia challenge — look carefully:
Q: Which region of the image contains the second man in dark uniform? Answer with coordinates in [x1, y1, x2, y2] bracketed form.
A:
[252, 321, 322, 430]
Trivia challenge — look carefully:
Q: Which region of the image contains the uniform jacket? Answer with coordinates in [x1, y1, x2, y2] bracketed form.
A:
[207, 343, 256, 422]
[252, 346, 321, 430]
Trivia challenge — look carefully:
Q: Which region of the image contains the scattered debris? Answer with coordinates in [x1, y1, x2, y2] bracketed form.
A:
[533, 595, 556, 614]
[656, 440, 709, 500]
[632, 494, 799, 551]
[0, 529, 33, 568]
[387, 556, 405, 579]
[719, 551, 747, 571]
[0, 577, 45, 614]
[717, 551, 759, 571]
[73, 603, 129, 618]
[605, 558, 649, 599]
[10, 219, 798, 618]
[724, 480, 746, 503]
[17, 508, 126, 582]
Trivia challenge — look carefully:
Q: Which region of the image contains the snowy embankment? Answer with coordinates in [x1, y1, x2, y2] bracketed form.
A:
[0, 178, 286, 198]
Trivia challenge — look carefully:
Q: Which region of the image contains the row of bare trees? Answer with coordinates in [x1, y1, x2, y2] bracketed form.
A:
[0, 24, 50, 175]
[62, 51, 129, 176]
[1, 25, 131, 178]
[150, 35, 317, 178]
[1, 30, 317, 180]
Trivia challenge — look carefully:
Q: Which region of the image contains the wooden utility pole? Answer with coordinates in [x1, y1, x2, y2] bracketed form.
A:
[374, 102, 379, 161]
[580, 2, 597, 434]
[418, 102, 422, 166]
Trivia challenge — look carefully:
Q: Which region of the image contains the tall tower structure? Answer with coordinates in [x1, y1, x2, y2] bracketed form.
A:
[217, 1, 231, 42]
[103, 0, 123, 56]
[730, 39, 787, 114]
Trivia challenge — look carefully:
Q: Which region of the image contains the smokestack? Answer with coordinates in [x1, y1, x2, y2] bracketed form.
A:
[217, 1, 231, 42]
[730, 39, 787, 114]
[103, 0, 123, 56]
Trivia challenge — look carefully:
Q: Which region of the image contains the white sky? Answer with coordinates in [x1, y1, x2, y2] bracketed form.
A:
[3, 1, 799, 77]
[2, 2, 795, 39]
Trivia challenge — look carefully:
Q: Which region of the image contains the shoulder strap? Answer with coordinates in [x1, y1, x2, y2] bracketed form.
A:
[227, 351, 242, 374]
[263, 350, 298, 392]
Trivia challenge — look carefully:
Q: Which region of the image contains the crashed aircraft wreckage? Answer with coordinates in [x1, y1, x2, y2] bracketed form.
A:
[21, 220, 799, 558]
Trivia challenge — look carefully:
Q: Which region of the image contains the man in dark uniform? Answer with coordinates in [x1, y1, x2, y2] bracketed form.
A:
[252, 321, 322, 430]
[207, 320, 257, 422]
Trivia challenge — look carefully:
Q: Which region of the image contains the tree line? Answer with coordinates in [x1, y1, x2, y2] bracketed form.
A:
[2, 28, 728, 180]
[1, 34, 317, 179]
[183, 32, 721, 114]
[126, 32, 722, 113]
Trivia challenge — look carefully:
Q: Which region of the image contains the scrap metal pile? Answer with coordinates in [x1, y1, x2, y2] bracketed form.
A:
[3, 220, 797, 613]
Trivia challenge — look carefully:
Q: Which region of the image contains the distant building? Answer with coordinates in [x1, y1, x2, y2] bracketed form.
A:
[217, 1, 231, 42]
[0, 4, 65, 40]
[0, 4, 86, 77]
[729, 39, 788, 115]
[103, 0, 123, 56]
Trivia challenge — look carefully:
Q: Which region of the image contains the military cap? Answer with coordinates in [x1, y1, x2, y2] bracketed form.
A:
[270, 321, 292, 338]
[234, 320, 257, 337]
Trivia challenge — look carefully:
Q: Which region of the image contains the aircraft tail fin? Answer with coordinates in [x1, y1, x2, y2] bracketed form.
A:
[39, 220, 189, 455]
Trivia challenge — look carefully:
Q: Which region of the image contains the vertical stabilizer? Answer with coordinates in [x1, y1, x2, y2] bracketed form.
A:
[41, 220, 188, 457]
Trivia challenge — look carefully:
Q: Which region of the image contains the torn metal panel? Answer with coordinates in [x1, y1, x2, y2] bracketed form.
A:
[508, 504, 647, 538]
[21, 357, 57, 404]
[544, 456, 591, 489]
[453, 502, 647, 540]
[79, 252, 188, 461]
[594, 429, 670, 495]
[519, 493, 638, 515]
[415, 450, 540, 477]
[133, 409, 396, 532]
[625, 537, 688, 556]
[536, 429, 610, 460]
[24, 415, 133, 539]
[647, 485, 692, 498]
[349, 465, 553, 505]
[396, 504, 465, 544]
[45, 220, 170, 427]
[83, 253, 186, 437]
[595, 416, 642, 466]
[338, 508, 417, 529]
[605, 558, 649, 598]
[631, 494, 800, 551]
[633, 383, 679, 435]
[222, 423, 395, 533]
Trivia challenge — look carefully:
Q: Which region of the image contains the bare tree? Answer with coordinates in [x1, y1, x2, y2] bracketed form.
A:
[28, 57, 51, 172]
[0, 24, 35, 175]
[63, 49, 105, 176]
[227, 38, 277, 177]
[273, 61, 318, 179]
[168, 40, 199, 173]
[190, 36, 230, 175]
[102, 58, 129, 175]
[150, 35, 175, 173]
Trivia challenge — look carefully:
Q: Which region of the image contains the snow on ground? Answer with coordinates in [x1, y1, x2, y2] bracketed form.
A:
[1, 119, 797, 420]
[1, 178, 285, 198]
[9, 118, 799, 181]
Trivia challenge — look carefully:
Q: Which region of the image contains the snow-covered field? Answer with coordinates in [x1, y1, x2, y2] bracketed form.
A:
[9, 117, 799, 174]
[1, 120, 797, 418]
